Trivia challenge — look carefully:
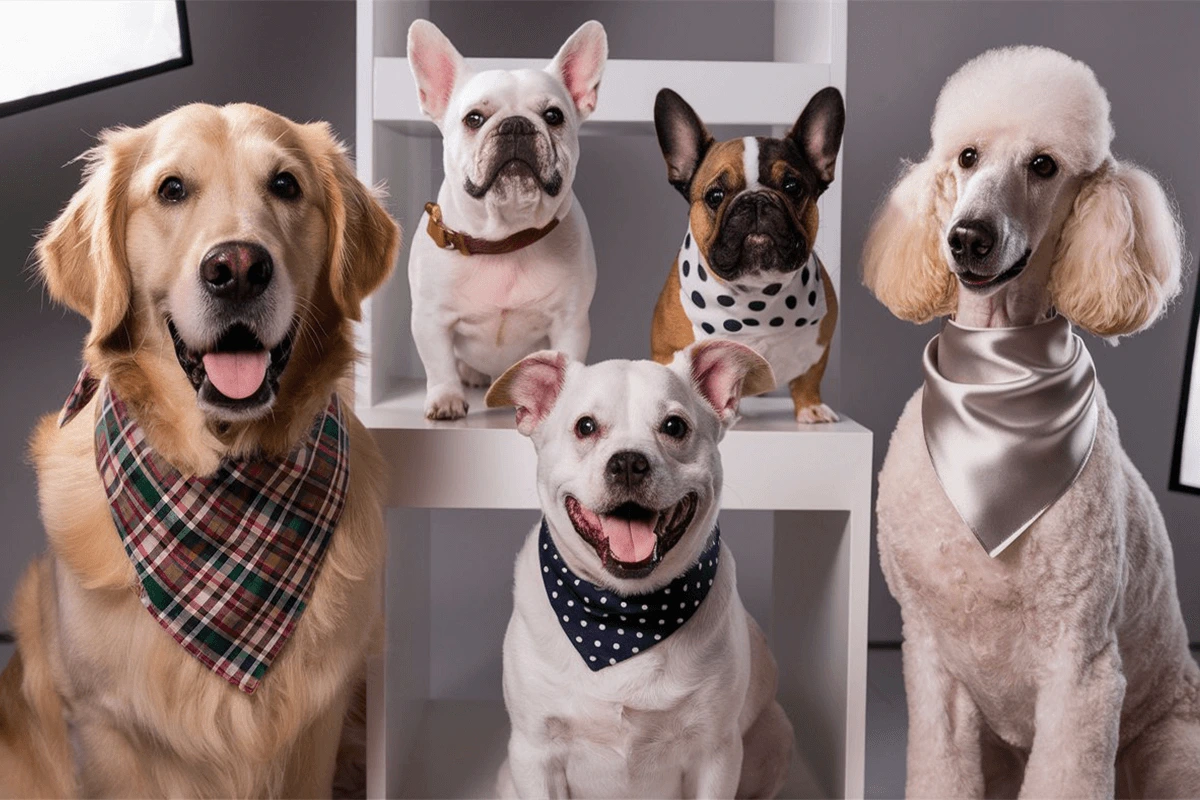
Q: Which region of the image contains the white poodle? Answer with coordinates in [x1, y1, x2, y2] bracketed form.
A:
[863, 46, 1200, 797]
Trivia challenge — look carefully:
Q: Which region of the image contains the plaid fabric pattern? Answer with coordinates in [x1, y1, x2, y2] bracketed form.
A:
[61, 370, 349, 694]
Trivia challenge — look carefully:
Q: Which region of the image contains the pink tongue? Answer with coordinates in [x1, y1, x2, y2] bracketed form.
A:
[601, 516, 657, 563]
[201, 351, 269, 399]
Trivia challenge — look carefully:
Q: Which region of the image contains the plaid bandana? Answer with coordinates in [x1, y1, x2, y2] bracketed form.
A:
[539, 519, 720, 671]
[59, 369, 349, 694]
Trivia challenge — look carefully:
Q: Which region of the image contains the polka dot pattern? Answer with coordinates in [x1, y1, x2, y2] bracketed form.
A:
[539, 519, 720, 672]
[676, 225, 826, 341]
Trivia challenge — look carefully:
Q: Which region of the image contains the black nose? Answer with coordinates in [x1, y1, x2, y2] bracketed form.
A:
[947, 220, 996, 266]
[606, 450, 651, 489]
[200, 242, 273, 302]
[496, 116, 536, 136]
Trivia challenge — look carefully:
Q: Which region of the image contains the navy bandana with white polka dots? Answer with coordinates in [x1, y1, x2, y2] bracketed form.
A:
[539, 519, 720, 671]
[677, 226, 826, 337]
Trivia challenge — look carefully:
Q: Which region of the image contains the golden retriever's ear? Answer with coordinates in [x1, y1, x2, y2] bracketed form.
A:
[37, 127, 141, 347]
[1050, 160, 1185, 338]
[862, 158, 958, 323]
[312, 125, 401, 321]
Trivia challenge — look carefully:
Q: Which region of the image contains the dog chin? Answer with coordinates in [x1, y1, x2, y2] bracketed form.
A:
[954, 249, 1032, 294]
[168, 318, 296, 422]
[711, 233, 806, 284]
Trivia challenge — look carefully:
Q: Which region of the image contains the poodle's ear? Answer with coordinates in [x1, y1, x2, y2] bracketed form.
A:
[37, 126, 143, 349]
[862, 158, 958, 323]
[655, 88, 713, 200]
[1050, 160, 1185, 338]
[486, 351, 572, 436]
[308, 123, 401, 321]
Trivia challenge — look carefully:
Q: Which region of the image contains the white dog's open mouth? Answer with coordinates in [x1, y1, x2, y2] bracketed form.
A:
[956, 249, 1031, 291]
[168, 319, 295, 414]
[565, 493, 698, 579]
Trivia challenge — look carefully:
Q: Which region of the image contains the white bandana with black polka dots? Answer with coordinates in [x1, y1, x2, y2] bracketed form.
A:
[677, 226, 826, 338]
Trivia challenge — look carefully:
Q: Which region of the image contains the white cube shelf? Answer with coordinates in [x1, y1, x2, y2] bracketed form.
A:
[355, 2, 866, 798]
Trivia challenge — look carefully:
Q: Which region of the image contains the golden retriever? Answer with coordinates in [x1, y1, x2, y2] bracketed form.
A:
[0, 103, 399, 798]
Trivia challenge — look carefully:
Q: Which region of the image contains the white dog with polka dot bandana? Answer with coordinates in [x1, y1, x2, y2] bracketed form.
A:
[487, 341, 794, 799]
[651, 87, 844, 423]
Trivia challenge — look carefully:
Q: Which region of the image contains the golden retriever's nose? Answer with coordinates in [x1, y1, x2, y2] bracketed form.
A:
[200, 242, 274, 303]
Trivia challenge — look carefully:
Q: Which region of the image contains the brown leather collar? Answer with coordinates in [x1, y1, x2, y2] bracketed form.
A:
[424, 202, 560, 256]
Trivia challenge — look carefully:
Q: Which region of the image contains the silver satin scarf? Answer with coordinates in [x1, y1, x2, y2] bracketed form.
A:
[922, 314, 1098, 556]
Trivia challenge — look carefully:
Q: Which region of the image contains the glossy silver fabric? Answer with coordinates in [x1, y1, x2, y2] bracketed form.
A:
[922, 315, 1098, 556]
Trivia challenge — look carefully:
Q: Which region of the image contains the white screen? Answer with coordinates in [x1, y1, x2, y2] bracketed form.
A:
[0, 1, 184, 106]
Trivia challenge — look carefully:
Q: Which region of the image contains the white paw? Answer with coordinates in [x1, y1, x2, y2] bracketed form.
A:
[795, 403, 839, 424]
[425, 386, 469, 421]
[456, 361, 491, 389]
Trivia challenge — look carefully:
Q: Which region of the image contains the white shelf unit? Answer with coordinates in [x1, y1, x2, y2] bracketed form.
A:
[356, 2, 867, 798]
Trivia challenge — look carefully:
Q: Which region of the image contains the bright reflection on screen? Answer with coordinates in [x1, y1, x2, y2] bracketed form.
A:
[0, 1, 183, 106]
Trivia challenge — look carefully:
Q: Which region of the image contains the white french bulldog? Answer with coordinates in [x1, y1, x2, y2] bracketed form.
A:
[406, 20, 607, 420]
[486, 341, 794, 799]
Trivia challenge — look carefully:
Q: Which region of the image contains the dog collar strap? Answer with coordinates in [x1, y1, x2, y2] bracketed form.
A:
[676, 225, 825, 337]
[424, 201, 560, 256]
[922, 315, 1098, 556]
[70, 371, 350, 694]
[539, 519, 720, 672]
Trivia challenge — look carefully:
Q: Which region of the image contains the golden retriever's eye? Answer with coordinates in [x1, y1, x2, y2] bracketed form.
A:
[542, 107, 564, 127]
[958, 148, 978, 169]
[1030, 154, 1058, 179]
[464, 110, 486, 130]
[158, 176, 187, 203]
[660, 415, 689, 440]
[704, 187, 725, 210]
[269, 172, 301, 200]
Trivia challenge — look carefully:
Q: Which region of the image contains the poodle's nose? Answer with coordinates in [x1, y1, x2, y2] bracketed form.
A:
[948, 220, 996, 266]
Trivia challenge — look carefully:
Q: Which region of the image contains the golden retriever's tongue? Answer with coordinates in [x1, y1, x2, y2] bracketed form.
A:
[202, 351, 268, 399]
[602, 515, 656, 563]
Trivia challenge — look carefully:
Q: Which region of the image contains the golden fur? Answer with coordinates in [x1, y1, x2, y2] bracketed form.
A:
[0, 103, 399, 798]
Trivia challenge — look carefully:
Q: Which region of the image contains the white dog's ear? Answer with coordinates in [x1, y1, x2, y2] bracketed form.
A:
[655, 88, 714, 199]
[547, 21, 607, 119]
[487, 351, 572, 436]
[38, 126, 143, 349]
[790, 87, 845, 187]
[674, 340, 775, 426]
[862, 158, 959, 323]
[407, 20, 469, 125]
[1050, 160, 1185, 338]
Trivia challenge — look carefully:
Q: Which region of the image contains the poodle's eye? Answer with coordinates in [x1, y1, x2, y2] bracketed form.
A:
[542, 107, 565, 127]
[575, 416, 598, 438]
[269, 171, 301, 200]
[958, 148, 978, 169]
[781, 176, 802, 198]
[704, 187, 726, 210]
[660, 415, 689, 439]
[158, 176, 187, 203]
[464, 110, 486, 130]
[1030, 154, 1058, 179]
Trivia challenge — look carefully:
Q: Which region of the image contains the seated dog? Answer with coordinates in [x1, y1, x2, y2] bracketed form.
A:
[487, 341, 793, 799]
[0, 103, 398, 798]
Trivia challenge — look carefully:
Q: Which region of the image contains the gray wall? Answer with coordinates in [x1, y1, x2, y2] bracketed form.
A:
[842, 0, 1200, 643]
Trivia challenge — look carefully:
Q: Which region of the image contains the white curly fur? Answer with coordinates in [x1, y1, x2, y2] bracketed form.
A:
[863, 46, 1200, 797]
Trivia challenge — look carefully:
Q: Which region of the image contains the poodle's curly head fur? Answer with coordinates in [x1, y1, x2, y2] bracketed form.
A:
[864, 46, 1184, 337]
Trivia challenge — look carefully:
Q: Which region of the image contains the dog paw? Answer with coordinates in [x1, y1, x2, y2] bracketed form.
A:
[795, 403, 839, 424]
[456, 361, 491, 388]
[425, 388, 469, 420]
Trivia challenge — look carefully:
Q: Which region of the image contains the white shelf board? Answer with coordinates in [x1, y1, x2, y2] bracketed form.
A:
[361, 379, 871, 510]
[374, 57, 835, 129]
[388, 699, 826, 799]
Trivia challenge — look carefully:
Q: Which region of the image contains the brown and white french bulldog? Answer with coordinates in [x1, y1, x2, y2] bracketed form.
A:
[650, 87, 845, 423]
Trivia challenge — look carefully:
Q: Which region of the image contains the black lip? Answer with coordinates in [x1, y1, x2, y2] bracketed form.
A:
[956, 250, 1031, 291]
[565, 493, 699, 580]
[167, 319, 295, 411]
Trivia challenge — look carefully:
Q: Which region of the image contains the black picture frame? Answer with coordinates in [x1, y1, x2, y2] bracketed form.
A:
[0, 0, 191, 120]
[1169, 260, 1200, 495]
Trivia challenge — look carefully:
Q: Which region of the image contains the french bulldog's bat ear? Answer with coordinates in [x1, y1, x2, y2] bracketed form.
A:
[548, 20, 608, 119]
[655, 88, 714, 199]
[674, 340, 775, 426]
[790, 87, 845, 187]
[486, 351, 572, 436]
[407, 19, 468, 125]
